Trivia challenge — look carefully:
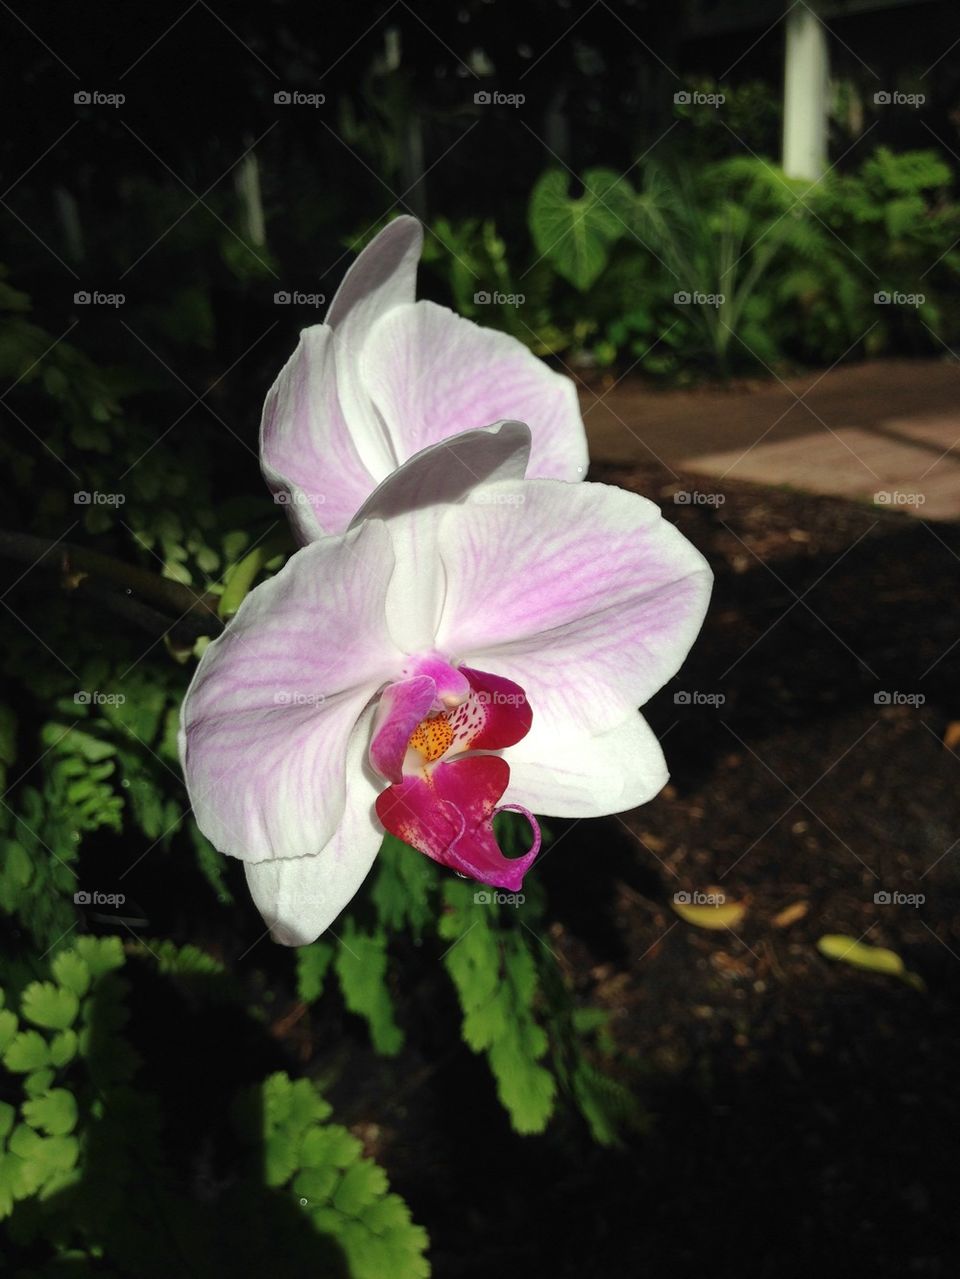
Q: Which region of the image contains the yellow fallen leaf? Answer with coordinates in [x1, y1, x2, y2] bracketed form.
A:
[672, 893, 747, 930]
[944, 721, 960, 753]
[773, 901, 808, 929]
[816, 934, 924, 990]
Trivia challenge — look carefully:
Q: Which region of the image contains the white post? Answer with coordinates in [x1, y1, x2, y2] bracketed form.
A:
[782, 5, 829, 180]
[235, 151, 266, 248]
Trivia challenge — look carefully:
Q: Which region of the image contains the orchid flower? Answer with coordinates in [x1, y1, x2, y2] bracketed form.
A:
[180, 425, 712, 945]
[260, 216, 588, 543]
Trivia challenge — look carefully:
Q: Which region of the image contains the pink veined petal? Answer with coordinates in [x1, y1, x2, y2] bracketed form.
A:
[327, 216, 423, 333]
[503, 710, 669, 818]
[369, 675, 437, 785]
[348, 423, 531, 655]
[448, 667, 532, 753]
[376, 755, 539, 892]
[348, 421, 531, 528]
[260, 217, 423, 540]
[244, 706, 383, 945]
[436, 479, 713, 736]
[179, 521, 401, 862]
[260, 325, 381, 542]
[360, 299, 588, 482]
[326, 217, 424, 477]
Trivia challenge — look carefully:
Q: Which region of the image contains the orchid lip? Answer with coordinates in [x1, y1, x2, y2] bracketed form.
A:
[372, 664, 539, 890]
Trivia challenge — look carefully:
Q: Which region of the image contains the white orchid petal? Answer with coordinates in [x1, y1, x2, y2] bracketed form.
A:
[504, 711, 668, 817]
[260, 325, 376, 541]
[354, 422, 530, 655]
[244, 706, 382, 945]
[179, 522, 400, 862]
[361, 299, 588, 482]
[327, 217, 424, 478]
[349, 420, 531, 527]
[260, 218, 423, 536]
[436, 479, 712, 735]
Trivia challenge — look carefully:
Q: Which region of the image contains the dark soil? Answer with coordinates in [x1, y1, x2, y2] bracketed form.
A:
[317, 462, 960, 1279]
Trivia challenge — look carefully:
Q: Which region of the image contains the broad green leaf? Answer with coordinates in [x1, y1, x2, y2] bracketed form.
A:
[528, 167, 630, 290]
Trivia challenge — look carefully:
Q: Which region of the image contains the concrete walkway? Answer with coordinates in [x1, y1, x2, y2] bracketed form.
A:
[580, 359, 960, 520]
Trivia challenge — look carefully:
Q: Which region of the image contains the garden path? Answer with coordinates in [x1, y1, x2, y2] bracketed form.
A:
[581, 358, 960, 520]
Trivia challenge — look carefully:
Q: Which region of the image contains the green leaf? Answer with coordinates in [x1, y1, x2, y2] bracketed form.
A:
[23, 1089, 78, 1136]
[296, 941, 334, 1003]
[0, 1007, 18, 1053]
[528, 167, 630, 290]
[0, 1101, 15, 1141]
[334, 923, 403, 1056]
[73, 934, 125, 978]
[8, 1124, 78, 1179]
[370, 835, 437, 936]
[218, 530, 289, 619]
[21, 981, 80, 1030]
[24, 1068, 56, 1097]
[333, 1158, 388, 1217]
[439, 881, 557, 1133]
[51, 950, 91, 998]
[4, 1029, 50, 1072]
[817, 934, 925, 989]
[301, 1125, 361, 1171]
[49, 1028, 79, 1068]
